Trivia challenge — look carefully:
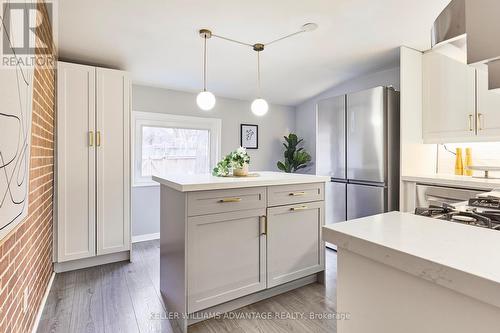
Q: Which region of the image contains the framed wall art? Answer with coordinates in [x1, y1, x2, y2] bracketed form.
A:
[240, 124, 258, 149]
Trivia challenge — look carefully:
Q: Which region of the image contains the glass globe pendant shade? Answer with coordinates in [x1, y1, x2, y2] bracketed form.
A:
[196, 90, 216, 111]
[251, 98, 269, 116]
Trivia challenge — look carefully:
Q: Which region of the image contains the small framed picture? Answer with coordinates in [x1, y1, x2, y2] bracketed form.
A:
[240, 124, 258, 149]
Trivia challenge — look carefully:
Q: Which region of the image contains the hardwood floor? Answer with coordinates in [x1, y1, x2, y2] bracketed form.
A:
[38, 240, 337, 333]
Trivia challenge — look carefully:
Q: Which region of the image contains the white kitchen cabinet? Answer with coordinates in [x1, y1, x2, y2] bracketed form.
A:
[157, 175, 328, 332]
[56, 62, 130, 265]
[266, 201, 324, 288]
[57, 62, 96, 262]
[187, 209, 266, 312]
[476, 69, 500, 140]
[96, 68, 131, 255]
[422, 51, 476, 143]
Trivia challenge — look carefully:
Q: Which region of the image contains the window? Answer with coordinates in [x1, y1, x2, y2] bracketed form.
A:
[133, 112, 221, 186]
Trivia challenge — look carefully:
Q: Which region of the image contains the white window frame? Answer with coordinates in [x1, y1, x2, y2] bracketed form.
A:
[132, 111, 222, 187]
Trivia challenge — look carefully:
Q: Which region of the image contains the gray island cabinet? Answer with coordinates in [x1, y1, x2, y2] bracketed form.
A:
[152, 171, 329, 332]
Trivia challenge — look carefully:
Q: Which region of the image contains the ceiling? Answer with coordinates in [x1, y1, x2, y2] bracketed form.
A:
[58, 0, 450, 106]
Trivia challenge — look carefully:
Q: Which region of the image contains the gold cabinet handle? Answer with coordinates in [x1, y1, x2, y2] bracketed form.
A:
[477, 113, 483, 131]
[289, 191, 305, 196]
[88, 131, 94, 147]
[219, 197, 242, 203]
[96, 131, 101, 147]
[290, 205, 308, 211]
[259, 216, 267, 235]
[468, 114, 474, 132]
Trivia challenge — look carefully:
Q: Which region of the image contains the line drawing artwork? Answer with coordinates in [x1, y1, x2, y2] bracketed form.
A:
[245, 129, 255, 141]
[0, 7, 34, 238]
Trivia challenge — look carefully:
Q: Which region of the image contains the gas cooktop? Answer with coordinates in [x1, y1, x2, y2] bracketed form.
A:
[415, 201, 500, 231]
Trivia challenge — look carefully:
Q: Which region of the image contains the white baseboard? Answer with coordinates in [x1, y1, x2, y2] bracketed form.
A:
[54, 251, 130, 273]
[32, 271, 55, 333]
[132, 232, 160, 243]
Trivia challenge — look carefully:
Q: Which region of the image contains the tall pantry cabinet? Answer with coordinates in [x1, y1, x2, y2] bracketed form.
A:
[56, 61, 130, 270]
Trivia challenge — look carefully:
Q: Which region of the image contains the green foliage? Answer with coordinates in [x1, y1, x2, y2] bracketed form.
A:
[213, 147, 251, 176]
[212, 156, 231, 177]
[277, 133, 311, 173]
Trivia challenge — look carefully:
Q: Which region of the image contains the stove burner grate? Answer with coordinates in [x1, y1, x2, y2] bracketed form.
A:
[415, 204, 500, 230]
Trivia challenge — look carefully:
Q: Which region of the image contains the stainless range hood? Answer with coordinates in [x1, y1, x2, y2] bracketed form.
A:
[432, 0, 500, 90]
[431, 0, 466, 48]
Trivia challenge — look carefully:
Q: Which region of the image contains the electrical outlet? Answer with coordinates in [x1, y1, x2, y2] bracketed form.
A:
[23, 287, 29, 313]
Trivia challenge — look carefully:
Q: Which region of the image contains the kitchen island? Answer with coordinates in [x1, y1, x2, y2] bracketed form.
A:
[323, 211, 500, 333]
[153, 171, 330, 333]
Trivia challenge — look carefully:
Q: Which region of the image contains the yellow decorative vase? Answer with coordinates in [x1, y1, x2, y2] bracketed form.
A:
[455, 148, 464, 175]
[464, 148, 473, 176]
[233, 164, 249, 177]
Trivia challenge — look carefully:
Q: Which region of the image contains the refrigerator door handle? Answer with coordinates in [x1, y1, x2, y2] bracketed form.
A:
[349, 110, 355, 133]
[348, 180, 386, 187]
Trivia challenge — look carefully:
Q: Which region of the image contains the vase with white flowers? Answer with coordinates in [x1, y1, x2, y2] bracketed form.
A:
[212, 147, 251, 177]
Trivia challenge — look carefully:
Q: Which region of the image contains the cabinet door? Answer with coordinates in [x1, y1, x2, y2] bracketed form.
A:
[96, 68, 131, 255]
[187, 209, 267, 312]
[422, 52, 476, 143]
[57, 62, 96, 262]
[476, 69, 500, 139]
[267, 201, 324, 288]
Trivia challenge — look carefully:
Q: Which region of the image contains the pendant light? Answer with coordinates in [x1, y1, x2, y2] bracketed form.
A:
[251, 44, 269, 116]
[196, 29, 216, 111]
[195, 24, 318, 114]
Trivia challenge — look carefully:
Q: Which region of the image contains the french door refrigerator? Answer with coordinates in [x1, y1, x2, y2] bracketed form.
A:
[317, 86, 400, 249]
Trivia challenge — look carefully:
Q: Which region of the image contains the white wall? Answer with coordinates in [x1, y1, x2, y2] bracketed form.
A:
[132, 85, 295, 238]
[399, 46, 437, 178]
[437, 142, 500, 177]
[295, 67, 401, 174]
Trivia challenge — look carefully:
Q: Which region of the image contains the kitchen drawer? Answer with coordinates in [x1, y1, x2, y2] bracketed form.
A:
[267, 183, 324, 207]
[187, 187, 266, 216]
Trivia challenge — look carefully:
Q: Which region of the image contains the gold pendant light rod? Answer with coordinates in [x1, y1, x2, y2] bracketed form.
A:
[211, 33, 254, 47]
[199, 29, 212, 91]
[203, 35, 207, 91]
[256, 50, 262, 96]
[203, 23, 318, 50]
[264, 30, 304, 46]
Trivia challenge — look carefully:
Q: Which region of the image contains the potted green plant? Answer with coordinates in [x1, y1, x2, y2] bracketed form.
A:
[277, 133, 311, 173]
[213, 147, 251, 177]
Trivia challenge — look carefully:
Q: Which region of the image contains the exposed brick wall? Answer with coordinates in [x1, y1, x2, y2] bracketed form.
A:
[0, 1, 56, 332]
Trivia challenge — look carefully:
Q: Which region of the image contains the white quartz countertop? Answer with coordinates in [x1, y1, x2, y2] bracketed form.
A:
[402, 173, 500, 190]
[323, 211, 500, 308]
[152, 171, 330, 192]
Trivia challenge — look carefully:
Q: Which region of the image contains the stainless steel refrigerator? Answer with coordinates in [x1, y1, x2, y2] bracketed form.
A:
[317, 86, 400, 248]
